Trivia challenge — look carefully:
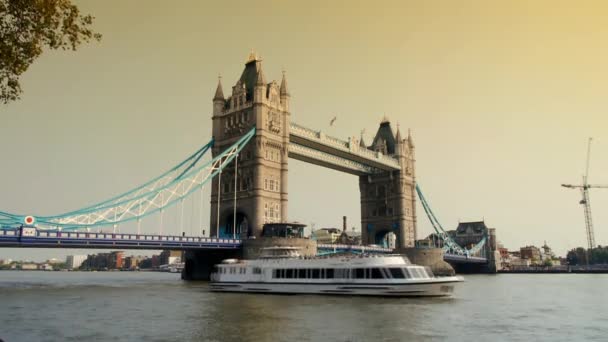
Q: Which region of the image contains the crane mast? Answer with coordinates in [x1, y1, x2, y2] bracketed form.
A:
[561, 138, 605, 250]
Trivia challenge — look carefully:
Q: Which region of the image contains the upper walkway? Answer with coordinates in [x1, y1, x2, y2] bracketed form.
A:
[289, 122, 401, 175]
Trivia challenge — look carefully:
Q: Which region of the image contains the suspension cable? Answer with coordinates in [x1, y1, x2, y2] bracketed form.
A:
[233, 153, 238, 239]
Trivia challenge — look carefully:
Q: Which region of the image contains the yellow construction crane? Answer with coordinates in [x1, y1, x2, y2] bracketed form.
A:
[562, 138, 608, 249]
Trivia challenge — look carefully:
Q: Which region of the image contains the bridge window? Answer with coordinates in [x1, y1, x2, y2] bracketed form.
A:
[387, 208, 394, 215]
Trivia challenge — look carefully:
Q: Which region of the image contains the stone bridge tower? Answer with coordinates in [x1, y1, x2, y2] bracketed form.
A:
[360, 119, 417, 248]
[210, 53, 290, 238]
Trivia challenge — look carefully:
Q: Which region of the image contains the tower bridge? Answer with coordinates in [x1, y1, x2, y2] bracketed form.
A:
[210, 53, 416, 248]
[0, 53, 497, 278]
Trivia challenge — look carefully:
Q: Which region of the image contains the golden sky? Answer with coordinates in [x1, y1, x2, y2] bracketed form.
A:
[1, 0, 608, 259]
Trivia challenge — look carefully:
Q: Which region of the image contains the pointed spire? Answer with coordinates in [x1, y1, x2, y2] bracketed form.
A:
[407, 128, 415, 148]
[255, 63, 266, 86]
[395, 123, 402, 142]
[280, 69, 290, 96]
[213, 75, 224, 101]
[359, 137, 367, 148]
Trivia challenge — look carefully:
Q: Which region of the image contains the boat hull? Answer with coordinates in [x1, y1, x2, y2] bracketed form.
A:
[210, 277, 462, 297]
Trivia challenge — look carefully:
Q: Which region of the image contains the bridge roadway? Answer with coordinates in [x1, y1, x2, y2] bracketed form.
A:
[0, 229, 487, 263]
[0, 229, 392, 254]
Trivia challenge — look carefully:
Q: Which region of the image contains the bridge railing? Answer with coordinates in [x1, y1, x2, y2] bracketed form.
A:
[290, 123, 400, 170]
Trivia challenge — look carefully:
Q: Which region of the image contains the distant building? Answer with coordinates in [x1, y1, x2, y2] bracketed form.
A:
[510, 257, 531, 268]
[151, 255, 160, 268]
[20, 263, 37, 270]
[124, 255, 145, 270]
[540, 242, 556, 260]
[160, 250, 182, 265]
[82, 251, 124, 270]
[520, 246, 541, 264]
[46, 258, 63, 265]
[38, 264, 53, 271]
[66, 255, 87, 270]
[497, 247, 510, 270]
[108, 251, 124, 269]
[312, 228, 342, 244]
[338, 229, 362, 245]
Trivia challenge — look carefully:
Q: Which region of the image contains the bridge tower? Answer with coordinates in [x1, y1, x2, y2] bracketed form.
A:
[360, 120, 417, 248]
[210, 53, 290, 238]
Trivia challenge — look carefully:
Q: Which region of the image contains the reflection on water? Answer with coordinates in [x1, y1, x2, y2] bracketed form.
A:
[1, 271, 607, 341]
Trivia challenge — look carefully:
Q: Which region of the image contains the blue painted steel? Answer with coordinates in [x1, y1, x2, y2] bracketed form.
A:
[416, 183, 487, 259]
[0, 128, 256, 230]
[0, 227, 240, 250]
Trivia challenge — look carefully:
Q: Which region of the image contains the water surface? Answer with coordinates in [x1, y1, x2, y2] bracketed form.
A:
[0, 271, 606, 341]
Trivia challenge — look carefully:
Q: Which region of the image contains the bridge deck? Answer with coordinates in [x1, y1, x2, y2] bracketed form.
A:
[0, 230, 240, 251]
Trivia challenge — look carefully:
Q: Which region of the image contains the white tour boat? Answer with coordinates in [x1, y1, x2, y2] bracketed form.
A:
[210, 247, 463, 297]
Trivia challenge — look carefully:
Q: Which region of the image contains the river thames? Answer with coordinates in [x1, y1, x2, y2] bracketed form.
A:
[0, 271, 606, 341]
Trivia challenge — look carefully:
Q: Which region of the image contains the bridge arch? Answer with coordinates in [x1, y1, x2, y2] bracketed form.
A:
[216, 205, 253, 239]
[372, 227, 399, 249]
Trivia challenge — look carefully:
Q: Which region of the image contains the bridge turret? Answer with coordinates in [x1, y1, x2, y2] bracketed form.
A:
[213, 76, 225, 116]
[254, 61, 267, 103]
[280, 70, 290, 111]
[210, 52, 291, 239]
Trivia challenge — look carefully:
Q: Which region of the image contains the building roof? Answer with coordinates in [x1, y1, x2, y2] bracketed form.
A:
[455, 221, 488, 234]
[213, 77, 224, 101]
[371, 121, 397, 155]
[239, 57, 265, 100]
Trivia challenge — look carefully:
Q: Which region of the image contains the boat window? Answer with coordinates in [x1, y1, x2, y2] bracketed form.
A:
[417, 268, 428, 278]
[311, 269, 320, 279]
[354, 268, 365, 279]
[230, 267, 236, 274]
[336, 268, 350, 279]
[402, 268, 411, 279]
[371, 268, 384, 279]
[388, 268, 405, 279]
[326, 269, 334, 279]
[286, 269, 293, 278]
[298, 269, 306, 279]
[253, 267, 262, 275]
[410, 268, 423, 279]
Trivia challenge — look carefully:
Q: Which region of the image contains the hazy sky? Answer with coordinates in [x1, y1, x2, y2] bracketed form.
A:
[1, 0, 607, 261]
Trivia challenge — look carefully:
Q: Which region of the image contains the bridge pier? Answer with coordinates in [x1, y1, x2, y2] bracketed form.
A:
[182, 249, 241, 281]
[449, 262, 497, 274]
[398, 247, 455, 276]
